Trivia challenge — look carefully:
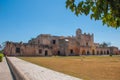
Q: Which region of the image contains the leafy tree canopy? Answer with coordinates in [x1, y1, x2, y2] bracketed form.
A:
[66, 0, 120, 28]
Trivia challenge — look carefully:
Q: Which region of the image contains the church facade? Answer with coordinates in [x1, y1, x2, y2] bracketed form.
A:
[4, 28, 120, 56]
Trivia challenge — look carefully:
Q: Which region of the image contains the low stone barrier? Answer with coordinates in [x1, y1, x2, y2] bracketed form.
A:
[6, 57, 29, 80]
[6, 57, 82, 80]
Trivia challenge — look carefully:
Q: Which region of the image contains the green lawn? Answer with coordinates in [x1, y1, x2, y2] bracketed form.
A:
[19, 55, 120, 80]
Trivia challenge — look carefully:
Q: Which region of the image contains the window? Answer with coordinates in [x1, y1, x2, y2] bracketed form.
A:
[86, 42, 88, 46]
[16, 48, 20, 53]
[52, 40, 56, 44]
[38, 40, 40, 44]
[39, 49, 42, 54]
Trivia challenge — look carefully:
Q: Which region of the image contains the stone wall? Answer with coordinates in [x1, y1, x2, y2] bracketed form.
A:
[4, 28, 120, 56]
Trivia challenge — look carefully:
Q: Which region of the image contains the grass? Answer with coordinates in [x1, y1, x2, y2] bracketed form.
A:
[19, 55, 120, 80]
[0, 53, 4, 62]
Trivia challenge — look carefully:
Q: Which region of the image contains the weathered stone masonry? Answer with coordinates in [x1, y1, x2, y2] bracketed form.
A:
[4, 28, 120, 56]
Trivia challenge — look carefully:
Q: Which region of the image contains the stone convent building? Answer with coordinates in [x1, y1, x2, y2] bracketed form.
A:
[4, 28, 120, 56]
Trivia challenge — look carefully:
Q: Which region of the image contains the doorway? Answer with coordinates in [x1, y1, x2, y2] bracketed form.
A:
[92, 49, 95, 55]
[57, 51, 60, 55]
[45, 50, 48, 56]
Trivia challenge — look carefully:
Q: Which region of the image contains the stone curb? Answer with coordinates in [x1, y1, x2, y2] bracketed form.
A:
[6, 57, 82, 80]
[6, 57, 29, 80]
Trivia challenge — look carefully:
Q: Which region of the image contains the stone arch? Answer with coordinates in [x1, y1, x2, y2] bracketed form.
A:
[75, 47, 79, 55]
[104, 51, 106, 55]
[107, 50, 109, 55]
[100, 50, 103, 55]
[92, 49, 95, 55]
[82, 50, 86, 55]
[87, 51, 90, 55]
[97, 51, 99, 55]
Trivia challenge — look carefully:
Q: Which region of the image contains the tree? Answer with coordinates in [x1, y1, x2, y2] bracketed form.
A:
[66, 0, 120, 28]
[0, 44, 1, 49]
[2, 42, 7, 48]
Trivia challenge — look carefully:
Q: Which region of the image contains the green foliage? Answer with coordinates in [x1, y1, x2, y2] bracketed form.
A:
[0, 53, 3, 62]
[0, 50, 3, 53]
[66, 0, 120, 28]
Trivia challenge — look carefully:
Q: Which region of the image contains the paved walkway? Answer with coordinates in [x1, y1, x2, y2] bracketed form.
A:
[0, 57, 13, 80]
[7, 57, 82, 80]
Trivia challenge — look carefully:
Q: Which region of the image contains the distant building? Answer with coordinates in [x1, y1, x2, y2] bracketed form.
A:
[4, 28, 120, 56]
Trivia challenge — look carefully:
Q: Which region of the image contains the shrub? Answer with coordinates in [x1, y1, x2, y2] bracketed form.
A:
[0, 53, 3, 62]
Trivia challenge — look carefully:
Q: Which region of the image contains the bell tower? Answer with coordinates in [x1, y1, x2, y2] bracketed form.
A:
[76, 28, 82, 39]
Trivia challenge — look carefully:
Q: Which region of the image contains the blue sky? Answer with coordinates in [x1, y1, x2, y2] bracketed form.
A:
[0, 0, 120, 49]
